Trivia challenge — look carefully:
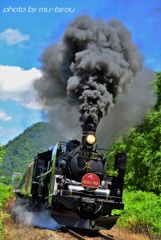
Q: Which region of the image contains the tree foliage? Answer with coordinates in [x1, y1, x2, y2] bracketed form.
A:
[115, 190, 161, 238]
[107, 72, 161, 194]
[0, 146, 5, 166]
[152, 72, 161, 109]
[0, 183, 13, 235]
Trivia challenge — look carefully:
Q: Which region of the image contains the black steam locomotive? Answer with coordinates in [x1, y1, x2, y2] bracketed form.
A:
[15, 128, 126, 230]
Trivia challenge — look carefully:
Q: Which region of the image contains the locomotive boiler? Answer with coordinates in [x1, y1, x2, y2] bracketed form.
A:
[15, 128, 126, 230]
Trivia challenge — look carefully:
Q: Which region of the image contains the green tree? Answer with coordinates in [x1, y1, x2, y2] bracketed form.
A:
[0, 145, 5, 166]
[0, 176, 12, 185]
[107, 72, 161, 194]
[152, 72, 161, 109]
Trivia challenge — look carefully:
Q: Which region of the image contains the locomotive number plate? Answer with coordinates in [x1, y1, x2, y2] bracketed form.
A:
[79, 152, 98, 159]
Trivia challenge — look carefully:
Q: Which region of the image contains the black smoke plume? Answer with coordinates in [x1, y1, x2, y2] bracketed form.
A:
[34, 15, 143, 132]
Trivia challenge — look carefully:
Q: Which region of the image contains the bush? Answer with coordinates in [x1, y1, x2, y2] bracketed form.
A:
[0, 183, 13, 237]
[114, 190, 161, 238]
[0, 183, 13, 208]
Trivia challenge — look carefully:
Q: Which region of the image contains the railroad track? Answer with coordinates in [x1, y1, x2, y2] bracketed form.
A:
[60, 226, 116, 240]
[61, 227, 85, 240]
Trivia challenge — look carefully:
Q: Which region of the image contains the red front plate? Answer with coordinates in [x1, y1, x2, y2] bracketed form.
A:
[81, 173, 100, 189]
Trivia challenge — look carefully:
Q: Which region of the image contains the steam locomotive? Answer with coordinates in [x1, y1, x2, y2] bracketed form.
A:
[15, 128, 126, 230]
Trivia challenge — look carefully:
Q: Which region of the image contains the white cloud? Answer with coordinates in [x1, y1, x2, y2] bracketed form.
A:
[0, 28, 30, 45]
[0, 109, 12, 121]
[0, 65, 42, 110]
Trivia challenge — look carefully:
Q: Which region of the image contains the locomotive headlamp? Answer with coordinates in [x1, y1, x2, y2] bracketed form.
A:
[86, 134, 96, 144]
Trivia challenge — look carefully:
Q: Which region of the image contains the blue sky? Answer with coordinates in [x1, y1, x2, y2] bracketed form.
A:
[0, 0, 161, 145]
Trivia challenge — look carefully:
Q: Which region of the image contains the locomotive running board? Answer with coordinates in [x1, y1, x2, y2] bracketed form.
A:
[50, 210, 119, 230]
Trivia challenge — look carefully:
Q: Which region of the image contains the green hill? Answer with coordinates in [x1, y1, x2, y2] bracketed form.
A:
[1, 122, 67, 176]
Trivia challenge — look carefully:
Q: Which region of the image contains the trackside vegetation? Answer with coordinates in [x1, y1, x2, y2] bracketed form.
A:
[0, 146, 14, 238]
[0, 146, 13, 238]
[113, 191, 161, 239]
[0, 183, 13, 234]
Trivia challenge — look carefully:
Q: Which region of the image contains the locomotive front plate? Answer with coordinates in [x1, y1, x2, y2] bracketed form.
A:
[79, 151, 98, 159]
